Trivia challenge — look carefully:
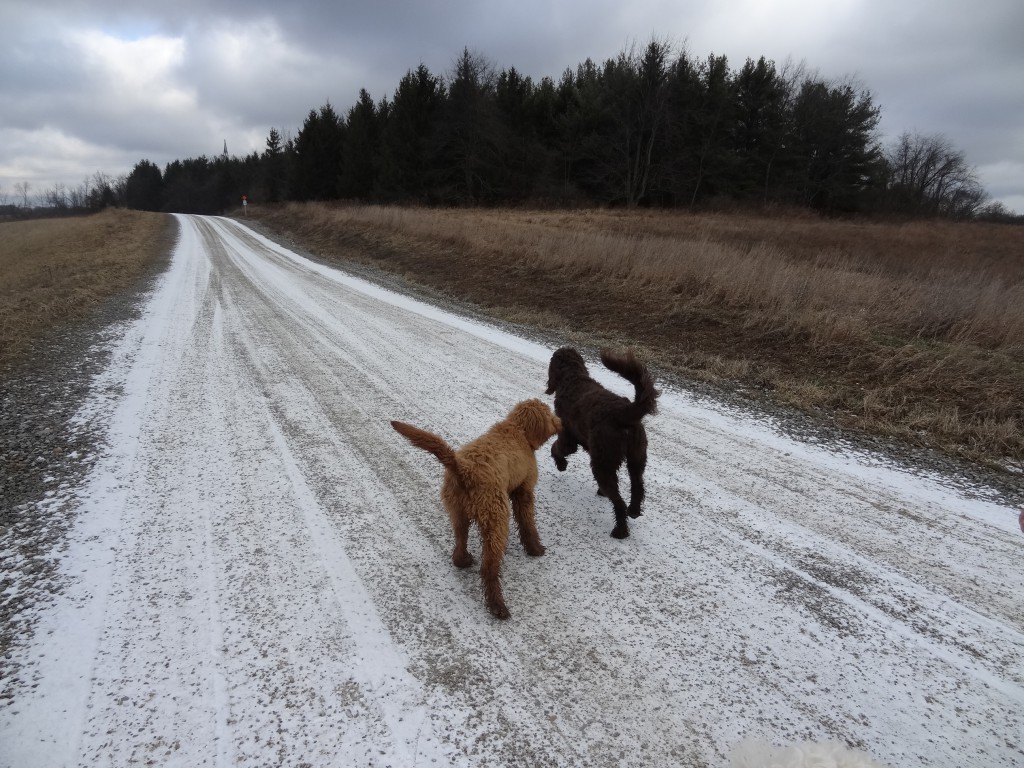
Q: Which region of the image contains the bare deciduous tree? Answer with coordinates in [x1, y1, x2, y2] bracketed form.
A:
[885, 132, 987, 217]
[44, 183, 68, 208]
[67, 178, 86, 209]
[598, 37, 674, 207]
[14, 181, 31, 208]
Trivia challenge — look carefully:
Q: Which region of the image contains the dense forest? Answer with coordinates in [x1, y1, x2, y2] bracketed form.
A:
[12, 41, 1019, 221]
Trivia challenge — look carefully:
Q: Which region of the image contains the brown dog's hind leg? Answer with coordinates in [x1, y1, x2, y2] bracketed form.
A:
[510, 485, 545, 556]
[625, 443, 647, 519]
[591, 460, 630, 539]
[477, 510, 511, 619]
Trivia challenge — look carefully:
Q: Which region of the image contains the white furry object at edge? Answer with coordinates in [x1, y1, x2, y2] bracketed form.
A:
[728, 738, 888, 768]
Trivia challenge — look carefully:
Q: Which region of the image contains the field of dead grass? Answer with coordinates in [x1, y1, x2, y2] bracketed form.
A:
[249, 202, 1024, 471]
[0, 210, 174, 371]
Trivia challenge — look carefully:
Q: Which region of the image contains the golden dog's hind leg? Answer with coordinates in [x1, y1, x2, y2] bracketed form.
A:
[510, 485, 545, 556]
[444, 478, 474, 568]
[448, 504, 474, 568]
[476, 502, 511, 619]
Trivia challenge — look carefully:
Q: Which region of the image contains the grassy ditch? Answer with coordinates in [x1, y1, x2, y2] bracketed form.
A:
[0, 209, 174, 372]
[248, 202, 1024, 472]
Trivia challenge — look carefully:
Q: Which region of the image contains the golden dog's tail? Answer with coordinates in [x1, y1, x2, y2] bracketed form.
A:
[390, 420, 460, 474]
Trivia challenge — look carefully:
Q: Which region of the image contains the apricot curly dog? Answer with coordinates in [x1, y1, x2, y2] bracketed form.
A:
[546, 347, 659, 539]
[390, 398, 562, 619]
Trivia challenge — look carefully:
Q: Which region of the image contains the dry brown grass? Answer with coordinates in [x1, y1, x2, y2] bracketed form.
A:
[280, 204, 1024, 351]
[251, 202, 1024, 470]
[0, 210, 174, 371]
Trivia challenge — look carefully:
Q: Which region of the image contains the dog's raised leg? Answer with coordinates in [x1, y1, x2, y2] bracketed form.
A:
[591, 460, 631, 539]
[478, 512, 511, 619]
[510, 485, 545, 556]
[550, 433, 577, 472]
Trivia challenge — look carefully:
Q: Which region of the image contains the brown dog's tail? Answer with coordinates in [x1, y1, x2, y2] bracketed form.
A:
[390, 420, 460, 474]
[600, 349, 659, 422]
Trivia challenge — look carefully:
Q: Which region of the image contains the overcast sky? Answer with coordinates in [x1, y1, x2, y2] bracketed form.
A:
[2, 0, 1022, 212]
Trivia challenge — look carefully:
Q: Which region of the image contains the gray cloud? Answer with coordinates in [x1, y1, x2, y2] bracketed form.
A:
[2, 0, 1021, 211]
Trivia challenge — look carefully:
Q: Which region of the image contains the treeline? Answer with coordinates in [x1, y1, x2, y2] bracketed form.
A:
[108, 41, 1012, 220]
[0, 173, 121, 221]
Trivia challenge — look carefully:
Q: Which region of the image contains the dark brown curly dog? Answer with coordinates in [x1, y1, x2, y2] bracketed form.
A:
[391, 399, 562, 619]
[546, 348, 659, 539]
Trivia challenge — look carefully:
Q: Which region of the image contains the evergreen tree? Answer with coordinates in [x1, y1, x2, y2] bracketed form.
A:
[788, 79, 881, 212]
[124, 159, 164, 211]
[292, 103, 345, 201]
[433, 48, 502, 204]
[162, 156, 222, 214]
[556, 58, 610, 201]
[340, 89, 381, 199]
[684, 53, 735, 206]
[494, 66, 545, 200]
[731, 57, 789, 204]
[522, 75, 564, 198]
[263, 127, 286, 202]
[377, 64, 443, 202]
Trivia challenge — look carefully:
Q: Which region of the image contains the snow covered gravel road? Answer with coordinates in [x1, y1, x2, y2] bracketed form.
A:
[2, 214, 1022, 767]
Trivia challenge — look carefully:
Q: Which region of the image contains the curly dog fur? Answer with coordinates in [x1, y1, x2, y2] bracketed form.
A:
[546, 347, 659, 539]
[391, 399, 562, 619]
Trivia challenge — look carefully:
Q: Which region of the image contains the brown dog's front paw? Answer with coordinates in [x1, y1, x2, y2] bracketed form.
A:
[524, 542, 546, 557]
